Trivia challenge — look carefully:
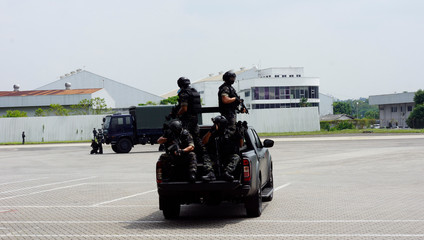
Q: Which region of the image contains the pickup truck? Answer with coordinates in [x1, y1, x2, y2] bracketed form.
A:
[156, 124, 274, 219]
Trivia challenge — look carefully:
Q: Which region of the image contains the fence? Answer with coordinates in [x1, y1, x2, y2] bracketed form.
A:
[202, 107, 320, 133]
[0, 115, 105, 143]
[0, 107, 320, 143]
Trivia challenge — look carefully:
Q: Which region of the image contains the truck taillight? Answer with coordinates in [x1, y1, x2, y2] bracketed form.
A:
[156, 161, 162, 183]
[243, 159, 251, 182]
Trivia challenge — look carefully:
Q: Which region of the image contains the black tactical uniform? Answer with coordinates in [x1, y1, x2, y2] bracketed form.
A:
[177, 77, 215, 180]
[96, 129, 103, 154]
[205, 116, 242, 181]
[218, 71, 241, 134]
[158, 120, 197, 182]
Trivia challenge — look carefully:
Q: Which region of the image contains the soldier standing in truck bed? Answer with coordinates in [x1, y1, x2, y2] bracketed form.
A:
[218, 71, 247, 134]
[176, 77, 216, 182]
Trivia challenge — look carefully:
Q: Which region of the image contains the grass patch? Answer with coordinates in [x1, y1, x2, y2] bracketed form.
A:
[259, 128, 424, 137]
[0, 140, 91, 145]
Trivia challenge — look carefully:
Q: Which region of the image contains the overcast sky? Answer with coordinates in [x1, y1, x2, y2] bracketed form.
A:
[1, 0, 423, 99]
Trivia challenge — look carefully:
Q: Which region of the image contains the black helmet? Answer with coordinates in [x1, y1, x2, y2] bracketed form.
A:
[169, 120, 183, 136]
[223, 71, 236, 84]
[212, 115, 228, 130]
[177, 77, 191, 88]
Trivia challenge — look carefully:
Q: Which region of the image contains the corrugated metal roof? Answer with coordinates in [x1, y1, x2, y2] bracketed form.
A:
[0, 89, 102, 97]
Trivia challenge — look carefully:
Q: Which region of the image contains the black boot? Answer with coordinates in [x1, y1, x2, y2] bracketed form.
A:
[188, 171, 196, 183]
[222, 171, 234, 182]
[202, 172, 216, 182]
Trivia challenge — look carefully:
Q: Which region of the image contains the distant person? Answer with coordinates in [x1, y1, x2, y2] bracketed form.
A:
[22, 131, 25, 144]
[93, 128, 97, 139]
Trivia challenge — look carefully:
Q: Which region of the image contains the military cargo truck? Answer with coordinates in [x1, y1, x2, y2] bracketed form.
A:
[102, 105, 173, 153]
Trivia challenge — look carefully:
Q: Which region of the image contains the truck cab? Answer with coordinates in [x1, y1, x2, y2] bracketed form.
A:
[103, 114, 135, 153]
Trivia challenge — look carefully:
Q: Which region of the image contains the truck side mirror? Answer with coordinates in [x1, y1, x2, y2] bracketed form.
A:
[103, 118, 105, 123]
[263, 139, 274, 148]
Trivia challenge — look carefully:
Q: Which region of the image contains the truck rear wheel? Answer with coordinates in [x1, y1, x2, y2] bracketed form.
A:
[117, 138, 132, 153]
[245, 177, 262, 217]
[160, 197, 180, 219]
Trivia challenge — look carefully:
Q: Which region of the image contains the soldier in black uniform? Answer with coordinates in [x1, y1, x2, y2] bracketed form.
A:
[218, 71, 247, 134]
[96, 129, 104, 154]
[176, 77, 216, 182]
[157, 120, 197, 182]
[202, 116, 243, 181]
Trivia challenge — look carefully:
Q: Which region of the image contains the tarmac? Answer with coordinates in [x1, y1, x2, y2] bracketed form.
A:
[0, 134, 423, 239]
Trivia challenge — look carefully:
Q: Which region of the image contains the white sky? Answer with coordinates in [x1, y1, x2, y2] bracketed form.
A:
[1, 0, 423, 99]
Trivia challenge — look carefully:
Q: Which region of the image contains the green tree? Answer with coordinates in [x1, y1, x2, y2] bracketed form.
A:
[407, 90, 424, 128]
[70, 98, 110, 115]
[91, 97, 110, 114]
[139, 101, 158, 106]
[406, 105, 424, 128]
[160, 95, 179, 105]
[299, 97, 311, 107]
[49, 104, 69, 116]
[413, 89, 424, 105]
[333, 102, 352, 115]
[2, 110, 28, 117]
[35, 108, 47, 117]
[364, 109, 379, 119]
[70, 99, 92, 115]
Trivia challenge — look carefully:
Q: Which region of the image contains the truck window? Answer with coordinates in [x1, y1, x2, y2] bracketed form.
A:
[104, 117, 111, 129]
[251, 129, 263, 149]
[125, 116, 131, 125]
[117, 117, 124, 125]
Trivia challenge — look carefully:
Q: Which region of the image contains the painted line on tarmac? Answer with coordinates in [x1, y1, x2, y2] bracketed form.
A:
[0, 143, 89, 149]
[273, 135, 424, 142]
[0, 176, 96, 194]
[0, 183, 87, 201]
[274, 182, 292, 192]
[0, 177, 49, 186]
[1, 234, 424, 238]
[3, 219, 424, 224]
[91, 189, 157, 206]
[0, 205, 158, 208]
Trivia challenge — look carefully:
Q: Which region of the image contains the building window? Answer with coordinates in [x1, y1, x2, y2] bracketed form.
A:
[407, 106, 413, 112]
[296, 74, 301, 77]
[275, 75, 279, 78]
[289, 75, 294, 77]
[401, 106, 403, 113]
[245, 91, 250, 97]
[391, 107, 397, 112]
[252, 86, 319, 100]
[282, 75, 287, 77]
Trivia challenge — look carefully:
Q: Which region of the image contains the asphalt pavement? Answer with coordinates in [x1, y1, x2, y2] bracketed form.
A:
[0, 134, 423, 239]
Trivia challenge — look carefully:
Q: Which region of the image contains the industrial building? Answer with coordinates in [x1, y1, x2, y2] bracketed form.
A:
[37, 70, 163, 108]
[163, 66, 324, 132]
[0, 86, 114, 117]
[369, 92, 415, 128]
[0, 70, 163, 116]
[163, 66, 331, 115]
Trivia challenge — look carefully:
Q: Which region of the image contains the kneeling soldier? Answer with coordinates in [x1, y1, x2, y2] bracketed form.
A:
[157, 120, 197, 182]
[202, 116, 243, 181]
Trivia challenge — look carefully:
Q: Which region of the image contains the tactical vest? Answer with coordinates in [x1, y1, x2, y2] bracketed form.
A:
[179, 87, 202, 115]
[218, 83, 238, 115]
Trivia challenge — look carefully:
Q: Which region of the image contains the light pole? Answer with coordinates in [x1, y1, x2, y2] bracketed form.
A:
[356, 102, 359, 119]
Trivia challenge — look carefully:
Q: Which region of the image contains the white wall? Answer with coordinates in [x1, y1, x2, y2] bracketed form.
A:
[201, 107, 320, 133]
[0, 115, 105, 143]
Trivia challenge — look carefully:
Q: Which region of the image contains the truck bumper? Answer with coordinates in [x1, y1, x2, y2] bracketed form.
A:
[158, 180, 250, 196]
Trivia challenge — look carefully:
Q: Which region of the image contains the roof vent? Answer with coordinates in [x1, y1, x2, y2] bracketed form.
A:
[70, 71, 76, 75]
[65, 73, 70, 77]
[209, 73, 214, 77]
[65, 82, 71, 90]
[218, 71, 224, 75]
[240, 67, 246, 70]
[13, 84, 20, 92]
[76, 69, 82, 72]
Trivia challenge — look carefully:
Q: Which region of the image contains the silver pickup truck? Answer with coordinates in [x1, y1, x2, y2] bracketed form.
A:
[155, 124, 274, 219]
